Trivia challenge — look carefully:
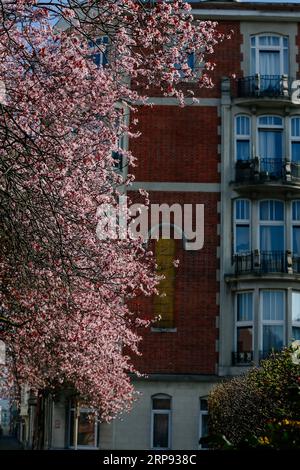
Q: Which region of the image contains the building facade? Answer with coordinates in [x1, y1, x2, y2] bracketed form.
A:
[19, 1, 300, 450]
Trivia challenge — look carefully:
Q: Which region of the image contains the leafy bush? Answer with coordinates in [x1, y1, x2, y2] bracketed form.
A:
[207, 342, 300, 449]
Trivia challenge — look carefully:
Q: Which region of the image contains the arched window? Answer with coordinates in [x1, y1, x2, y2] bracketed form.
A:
[257, 116, 283, 177]
[235, 115, 251, 161]
[250, 34, 289, 76]
[153, 238, 176, 329]
[151, 394, 171, 450]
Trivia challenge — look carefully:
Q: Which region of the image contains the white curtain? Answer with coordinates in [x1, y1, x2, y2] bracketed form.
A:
[259, 51, 280, 75]
[259, 131, 282, 161]
[260, 226, 284, 252]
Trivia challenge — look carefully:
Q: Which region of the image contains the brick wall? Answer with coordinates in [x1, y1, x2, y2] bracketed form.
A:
[129, 105, 220, 183]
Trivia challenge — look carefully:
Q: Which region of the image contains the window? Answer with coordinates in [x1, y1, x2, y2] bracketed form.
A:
[235, 115, 251, 161]
[291, 117, 300, 163]
[153, 239, 176, 329]
[199, 398, 209, 449]
[250, 35, 289, 77]
[292, 201, 300, 255]
[258, 116, 283, 177]
[69, 404, 98, 449]
[261, 290, 285, 354]
[151, 395, 171, 450]
[292, 291, 300, 340]
[234, 199, 250, 253]
[88, 36, 109, 67]
[235, 292, 254, 359]
[174, 52, 196, 78]
[259, 200, 284, 261]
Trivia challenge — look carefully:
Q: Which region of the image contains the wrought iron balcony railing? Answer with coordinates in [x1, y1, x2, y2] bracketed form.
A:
[237, 74, 290, 98]
[235, 157, 300, 185]
[232, 351, 253, 365]
[233, 250, 300, 275]
[232, 350, 281, 365]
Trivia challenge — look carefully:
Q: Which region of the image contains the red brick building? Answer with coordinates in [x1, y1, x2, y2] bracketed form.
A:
[19, 1, 300, 450]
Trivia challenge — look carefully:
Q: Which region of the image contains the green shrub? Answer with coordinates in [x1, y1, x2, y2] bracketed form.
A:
[208, 343, 300, 449]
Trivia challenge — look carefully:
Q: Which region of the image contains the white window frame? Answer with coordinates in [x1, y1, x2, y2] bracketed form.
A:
[258, 199, 285, 253]
[68, 405, 99, 450]
[235, 115, 251, 162]
[250, 34, 289, 76]
[198, 397, 209, 450]
[234, 199, 251, 254]
[235, 291, 254, 355]
[151, 394, 172, 451]
[260, 289, 286, 353]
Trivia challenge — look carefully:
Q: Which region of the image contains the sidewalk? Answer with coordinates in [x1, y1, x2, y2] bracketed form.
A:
[0, 436, 23, 450]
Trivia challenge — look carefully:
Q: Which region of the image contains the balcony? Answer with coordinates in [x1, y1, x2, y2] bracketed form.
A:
[234, 158, 300, 194]
[234, 251, 285, 275]
[237, 74, 291, 99]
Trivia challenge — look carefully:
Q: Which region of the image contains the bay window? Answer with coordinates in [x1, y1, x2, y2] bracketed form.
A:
[234, 289, 300, 364]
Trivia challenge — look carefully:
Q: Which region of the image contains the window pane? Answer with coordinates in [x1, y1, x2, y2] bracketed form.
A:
[236, 116, 250, 135]
[259, 51, 280, 76]
[200, 414, 209, 449]
[260, 201, 284, 221]
[153, 398, 171, 410]
[291, 117, 300, 137]
[153, 414, 169, 448]
[292, 142, 300, 163]
[292, 201, 300, 221]
[259, 116, 282, 127]
[236, 140, 250, 160]
[236, 225, 250, 253]
[69, 410, 75, 447]
[263, 325, 284, 352]
[293, 227, 300, 255]
[235, 199, 250, 220]
[237, 327, 253, 352]
[237, 292, 253, 321]
[77, 412, 96, 447]
[200, 399, 208, 411]
[259, 130, 282, 159]
[283, 48, 289, 75]
[260, 226, 284, 252]
[292, 327, 300, 340]
[292, 292, 300, 323]
[262, 291, 284, 320]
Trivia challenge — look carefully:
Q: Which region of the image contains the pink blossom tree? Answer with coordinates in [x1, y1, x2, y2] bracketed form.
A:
[0, 1, 224, 421]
